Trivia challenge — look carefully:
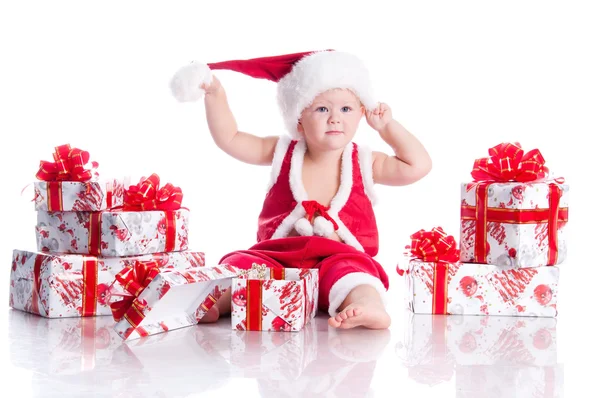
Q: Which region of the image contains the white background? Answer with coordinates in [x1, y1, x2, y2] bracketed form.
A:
[1, 1, 598, 396]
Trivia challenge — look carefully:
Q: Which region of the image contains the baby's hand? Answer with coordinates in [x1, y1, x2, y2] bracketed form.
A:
[366, 102, 392, 132]
[200, 75, 223, 96]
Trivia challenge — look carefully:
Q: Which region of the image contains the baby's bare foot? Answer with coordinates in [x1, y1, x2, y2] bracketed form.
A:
[328, 301, 391, 330]
[198, 304, 220, 323]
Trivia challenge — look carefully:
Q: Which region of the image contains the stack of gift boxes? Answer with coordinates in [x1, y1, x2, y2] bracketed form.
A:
[10, 144, 318, 346]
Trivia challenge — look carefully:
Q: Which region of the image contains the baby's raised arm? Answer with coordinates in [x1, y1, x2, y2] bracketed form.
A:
[203, 76, 278, 166]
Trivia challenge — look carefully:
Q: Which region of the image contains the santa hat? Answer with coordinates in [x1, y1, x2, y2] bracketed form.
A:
[170, 50, 377, 139]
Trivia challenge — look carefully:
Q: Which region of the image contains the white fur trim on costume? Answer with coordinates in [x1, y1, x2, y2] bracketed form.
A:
[357, 144, 377, 204]
[277, 51, 378, 139]
[328, 143, 354, 213]
[294, 217, 313, 236]
[313, 216, 334, 237]
[170, 62, 213, 102]
[266, 135, 292, 191]
[328, 272, 387, 317]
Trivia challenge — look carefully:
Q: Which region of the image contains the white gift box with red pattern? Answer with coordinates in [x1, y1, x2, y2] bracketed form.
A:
[35, 208, 189, 257]
[230, 320, 318, 379]
[113, 264, 238, 341]
[33, 178, 125, 212]
[402, 259, 559, 317]
[9, 249, 205, 318]
[230, 267, 318, 332]
[456, 365, 563, 398]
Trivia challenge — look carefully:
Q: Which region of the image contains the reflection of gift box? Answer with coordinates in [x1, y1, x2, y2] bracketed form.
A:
[230, 265, 318, 332]
[230, 320, 318, 380]
[405, 260, 559, 317]
[33, 179, 124, 211]
[459, 143, 569, 268]
[456, 365, 564, 398]
[10, 249, 204, 318]
[35, 208, 189, 256]
[112, 263, 239, 340]
[8, 310, 122, 375]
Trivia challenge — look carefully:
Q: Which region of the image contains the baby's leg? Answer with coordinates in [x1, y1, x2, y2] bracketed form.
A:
[327, 284, 391, 330]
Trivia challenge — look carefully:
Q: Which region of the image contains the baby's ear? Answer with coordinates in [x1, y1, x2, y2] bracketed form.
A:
[297, 122, 304, 134]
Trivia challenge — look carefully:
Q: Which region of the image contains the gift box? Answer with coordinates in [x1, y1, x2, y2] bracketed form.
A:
[456, 365, 564, 398]
[230, 320, 318, 380]
[35, 208, 189, 256]
[460, 142, 569, 268]
[111, 262, 239, 340]
[8, 309, 123, 375]
[397, 313, 557, 367]
[10, 249, 205, 318]
[230, 264, 318, 332]
[400, 228, 559, 317]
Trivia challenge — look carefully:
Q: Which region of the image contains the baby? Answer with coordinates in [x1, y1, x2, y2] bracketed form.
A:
[171, 50, 432, 329]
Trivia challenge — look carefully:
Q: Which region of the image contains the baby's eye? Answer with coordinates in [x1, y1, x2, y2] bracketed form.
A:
[341, 106, 352, 112]
[316, 106, 328, 112]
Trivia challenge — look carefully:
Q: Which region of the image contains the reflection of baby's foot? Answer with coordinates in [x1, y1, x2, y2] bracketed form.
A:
[329, 328, 391, 362]
[328, 301, 391, 330]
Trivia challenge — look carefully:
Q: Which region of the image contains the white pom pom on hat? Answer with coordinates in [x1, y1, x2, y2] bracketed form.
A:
[169, 50, 377, 139]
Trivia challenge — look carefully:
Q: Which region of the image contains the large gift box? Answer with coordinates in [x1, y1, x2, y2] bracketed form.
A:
[32, 144, 125, 211]
[399, 228, 559, 317]
[460, 143, 569, 268]
[10, 249, 205, 318]
[230, 264, 318, 332]
[111, 262, 239, 340]
[35, 173, 190, 257]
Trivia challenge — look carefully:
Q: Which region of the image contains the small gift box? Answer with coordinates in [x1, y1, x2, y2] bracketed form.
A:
[460, 142, 569, 267]
[111, 261, 239, 340]
[33, 144, 124, 211]
[35, 174, 189, 256]
[230, 264, 319, 332]
[9, 249, 205, 318]
[398, 227, 559, 317]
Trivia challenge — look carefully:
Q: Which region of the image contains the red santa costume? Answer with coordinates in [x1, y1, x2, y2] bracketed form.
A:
[171, 50, 389, 316]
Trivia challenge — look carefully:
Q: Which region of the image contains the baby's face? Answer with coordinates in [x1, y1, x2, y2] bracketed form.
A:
[297, 89, 364, 150]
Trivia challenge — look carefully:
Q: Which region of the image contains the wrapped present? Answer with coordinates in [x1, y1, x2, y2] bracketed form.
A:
[35, 173, 189, 256]
[111, 262, 239, 340]
[33, 143, 125, 211]
[397, 313, 557, 368]
[230, 320, 318, 380]
[8, 310, 123, 375]
[399, 228, 559, 317]
[456, 365, 564, 398]
[10, 249, 205, 318]
[230, 264, 318, 332]
[460, 142, 569, 267]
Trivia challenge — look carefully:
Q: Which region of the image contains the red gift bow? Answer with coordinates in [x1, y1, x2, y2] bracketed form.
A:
[408, 227, 460, 263]
[301, 200, 339, 230]
[36, 144, 99, 182]
[123, 173, 183, 211]
[109, 261, 160, 326]
[471, 142, 548, 182]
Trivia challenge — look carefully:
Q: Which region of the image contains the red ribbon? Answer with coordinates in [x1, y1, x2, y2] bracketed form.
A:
[245, 267, 287, 331]
[301, 200, 339, 230]
[109, 261, 160, 329]
[123, 174, 183, 211]
[36, 144, 98, 182]
[471, 142, 548, 183]
[409, 227, 460, 263]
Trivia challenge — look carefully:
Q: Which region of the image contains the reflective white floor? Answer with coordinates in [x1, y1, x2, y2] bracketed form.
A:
[3, 288, 582, 398]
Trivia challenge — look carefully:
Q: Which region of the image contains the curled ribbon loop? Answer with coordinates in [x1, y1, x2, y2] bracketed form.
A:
[123, 173, 183, 211]
[409, 227, 460, 263]
[301, 200, 339, 230]
[109, 260, 160, 323]
[471, 142, 548, 182]
[36, 144, 99, 182]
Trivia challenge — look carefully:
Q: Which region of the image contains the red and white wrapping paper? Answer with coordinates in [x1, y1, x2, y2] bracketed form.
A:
[33, 179, 125, 212]
[230, 320, 318, 379]
[403, 260, 559, 317]
[9, 249, 205, 318]
[460, 142, 569, 267]
[35, 208, 190, 256]
[112, 263, 239, 341]
[230, 266, 318, 332]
